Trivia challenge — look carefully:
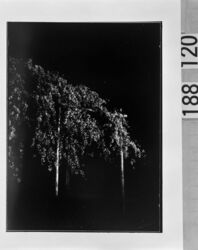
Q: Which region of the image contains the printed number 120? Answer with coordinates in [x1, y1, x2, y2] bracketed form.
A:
[181, 35, 198, 68]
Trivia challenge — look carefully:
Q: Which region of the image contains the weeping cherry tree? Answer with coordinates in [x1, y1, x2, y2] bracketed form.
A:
[8, 58, 144, 206]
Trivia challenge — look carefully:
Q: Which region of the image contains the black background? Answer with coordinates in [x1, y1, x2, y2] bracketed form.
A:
[7, 22, 162, 231]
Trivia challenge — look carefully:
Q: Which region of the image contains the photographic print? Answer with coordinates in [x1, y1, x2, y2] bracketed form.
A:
[7, 22, 162, 232]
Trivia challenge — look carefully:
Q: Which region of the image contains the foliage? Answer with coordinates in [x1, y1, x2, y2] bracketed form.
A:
[8, 58, 30, 182]
[105, 110, 144, 163]
[8, 57, 144, 183]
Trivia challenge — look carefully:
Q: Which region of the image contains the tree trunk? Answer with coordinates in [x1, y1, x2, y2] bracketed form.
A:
[55, 107, 61, 196]
[55, 138, 60, 196]
[120, 149, 125, 214]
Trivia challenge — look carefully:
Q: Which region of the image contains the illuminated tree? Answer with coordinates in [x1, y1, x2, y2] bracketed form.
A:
[104, 110, 143, 213]
[8, 57, 144, 204]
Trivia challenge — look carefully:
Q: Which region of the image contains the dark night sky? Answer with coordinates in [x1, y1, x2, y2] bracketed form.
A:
[7, 22, 162, 231]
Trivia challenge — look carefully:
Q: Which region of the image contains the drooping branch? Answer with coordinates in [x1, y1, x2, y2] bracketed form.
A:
[8, 57, 145, 198]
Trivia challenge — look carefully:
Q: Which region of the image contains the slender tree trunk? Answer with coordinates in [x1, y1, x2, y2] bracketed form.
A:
[120, 149, 125, 214]
[55, 107, 61, 196]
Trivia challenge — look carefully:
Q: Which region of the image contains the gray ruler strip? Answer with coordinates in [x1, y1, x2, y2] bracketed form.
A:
[182, 0, 198, 250]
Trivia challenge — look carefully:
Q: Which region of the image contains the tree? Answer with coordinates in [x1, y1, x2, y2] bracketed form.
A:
[18, 60, 110, 196]
[104, 110, 143, 214]
[8, 58, 144, 205]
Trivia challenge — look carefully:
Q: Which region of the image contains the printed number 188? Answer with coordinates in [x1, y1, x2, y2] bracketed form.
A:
[182, 83, 198, 117]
